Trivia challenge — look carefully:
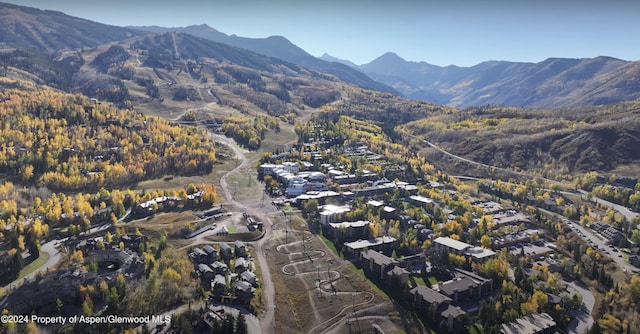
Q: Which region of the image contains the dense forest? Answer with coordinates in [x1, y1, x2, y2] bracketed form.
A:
[0, 78, 216, 191]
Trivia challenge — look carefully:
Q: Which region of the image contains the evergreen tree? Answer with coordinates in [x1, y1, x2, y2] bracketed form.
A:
[28, 240, 40, 259]
[235, 313, 248, 334]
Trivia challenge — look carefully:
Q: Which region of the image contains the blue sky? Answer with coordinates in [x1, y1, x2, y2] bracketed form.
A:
[6, 0, 640, 66]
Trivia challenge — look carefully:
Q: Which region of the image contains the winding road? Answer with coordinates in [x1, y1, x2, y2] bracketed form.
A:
[566, 280, 595, 334]
[4, 239, 63, 291]
[210, 132, 277, 334]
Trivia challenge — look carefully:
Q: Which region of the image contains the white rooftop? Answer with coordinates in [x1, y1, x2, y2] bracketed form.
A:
[409, 195, 434, 204]
[319, 204, 351, 215]
[464, 246, 497, 259]
[344, 236, 397, 250]
[329, 221, 371, 229]
[434, 237, 472, 251]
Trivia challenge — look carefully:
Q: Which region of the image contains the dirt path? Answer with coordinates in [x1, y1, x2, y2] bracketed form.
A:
[271, 219, 378, 333]
[207, 132, 277, 334]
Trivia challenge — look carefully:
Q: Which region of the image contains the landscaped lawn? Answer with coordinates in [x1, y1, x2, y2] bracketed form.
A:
[17, 252, 50, 280]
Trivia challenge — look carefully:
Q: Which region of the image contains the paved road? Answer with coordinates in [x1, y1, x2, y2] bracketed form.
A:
[576, 189, 639, 223]
[399, 128, 562, 185]
[4, 238, 63, 290]
[566, 219, 637, 272]
[566, 280, 595, 334]
[4, 221, 115, 291]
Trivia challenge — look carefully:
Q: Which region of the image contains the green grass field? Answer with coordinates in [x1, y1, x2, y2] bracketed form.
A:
[17, 252, 50, 281]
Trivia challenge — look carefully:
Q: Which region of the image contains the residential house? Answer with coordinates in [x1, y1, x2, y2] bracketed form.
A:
[197, 264, 214, 289]
[409, 285, 452, 324]
[328, 220, 371, 241]
[234, 257, 248, 273]
[343, 236, 397, 258]
[203, 245, 219, 263]
[196, 264, 214, 279]
[240, 271, 258, 287]
[474, 201, 503, 215]
[212, 274, 227, 295]
[219, 242, 232, 260]
[120, 234, 147, 251]
[189, 247, 208, 264]
[361, 249, 409, 288]
[211, 261, 229, 275]
[500, 312, 556, 334]
[234, 240, 247, 257]
[235, 281, 255, 303]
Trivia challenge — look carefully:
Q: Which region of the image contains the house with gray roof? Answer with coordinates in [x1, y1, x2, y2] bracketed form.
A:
[360, 249, 409, 288]
[500, 312, 556, 334]
[234, 240, 247, 257]
[240, 271, 258, 287]
[409, 285, 452, 324]
[219, 242, 232, 260]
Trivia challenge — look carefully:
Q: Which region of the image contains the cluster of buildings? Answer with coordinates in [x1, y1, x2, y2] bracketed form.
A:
[1, 267, 98, 315]
[500, 312, 557, 334]
[408, 268, 494, 332]
[1, 245, 144, 315]
[135, 191, 204, 217]
[590, 221, 624, 245]
[189, 241, 257, 304]
[259, 162, 328, 197]
[264, 138, 572, 333]
[433, 237, 496, 262]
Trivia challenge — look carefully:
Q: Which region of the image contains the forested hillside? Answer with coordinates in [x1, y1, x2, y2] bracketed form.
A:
[0, 78, 216, 191]
[398, 102, 640, 177]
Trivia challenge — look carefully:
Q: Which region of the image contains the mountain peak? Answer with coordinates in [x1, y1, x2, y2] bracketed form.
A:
[362, 52, 410, 71]
[378, 52, 405, 62]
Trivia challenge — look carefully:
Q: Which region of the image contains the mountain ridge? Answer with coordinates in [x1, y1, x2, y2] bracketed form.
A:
[323, 52, 639, 108]
[131, 24, 397, 94]
[0, 1, 143, 52]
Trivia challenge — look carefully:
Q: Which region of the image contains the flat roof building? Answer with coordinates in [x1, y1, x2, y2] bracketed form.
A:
[343, 236, 397, 257]
[319, 204, 351, 225]
[434, 237, 472, 255]
[500, 313, 556, 334]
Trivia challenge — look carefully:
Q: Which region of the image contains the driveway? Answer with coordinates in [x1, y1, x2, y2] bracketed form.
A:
[4, 238, 63, 290]
[566, 280, 595, 334]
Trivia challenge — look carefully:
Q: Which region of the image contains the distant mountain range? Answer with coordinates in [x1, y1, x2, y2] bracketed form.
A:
[133, 23, 640, 109]
[0, 2, 142, 51]
[131, 24, 396, 94]
[2, 1, 640, 109]
[322, 52, 640, 108]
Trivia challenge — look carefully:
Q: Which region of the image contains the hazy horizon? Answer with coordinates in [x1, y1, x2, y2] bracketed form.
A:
[4, 0, 640, 67]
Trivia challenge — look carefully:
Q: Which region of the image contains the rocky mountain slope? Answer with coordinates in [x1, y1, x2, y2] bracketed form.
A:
[323, 52, 640, 108]
[133, 24, 396, 94]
